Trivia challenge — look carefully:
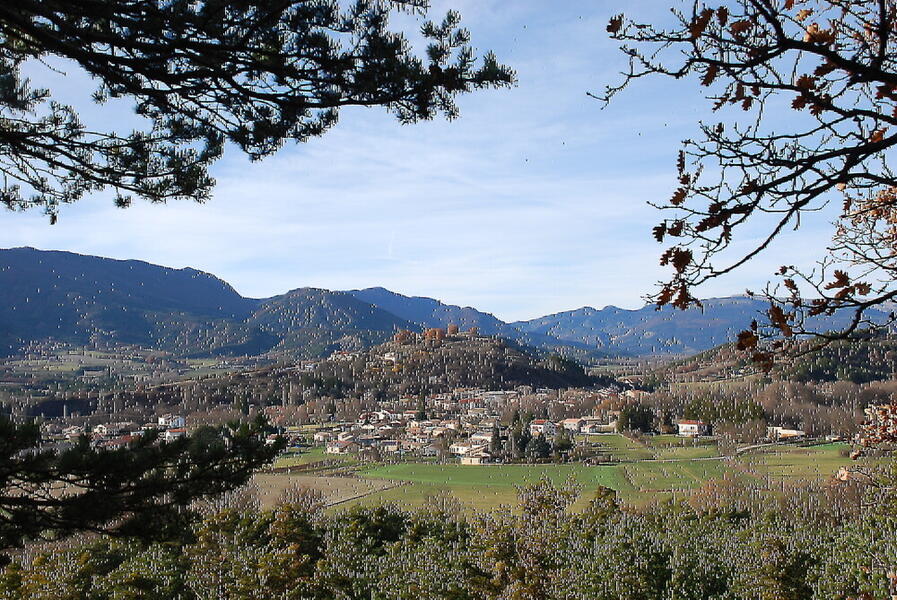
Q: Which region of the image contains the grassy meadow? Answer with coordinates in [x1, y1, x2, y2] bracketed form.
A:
[253, 436, 862, 513]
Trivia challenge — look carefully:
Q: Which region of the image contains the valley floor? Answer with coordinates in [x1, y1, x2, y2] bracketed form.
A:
[252, 435, 863, 512]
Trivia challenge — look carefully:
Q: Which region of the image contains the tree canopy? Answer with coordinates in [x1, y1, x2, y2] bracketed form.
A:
[0, 417, 281, 558]
[4, 475, 897, 599]
[604, 0, 897, 360]
[0, 0, 513, 221]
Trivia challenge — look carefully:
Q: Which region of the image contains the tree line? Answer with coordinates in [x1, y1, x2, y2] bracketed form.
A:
[2, 472, 896, 599]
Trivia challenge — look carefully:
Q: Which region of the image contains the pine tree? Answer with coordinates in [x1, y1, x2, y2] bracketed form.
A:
[489, 424, 502, 457]
[0, 1, 512, 220]
[0, 416, 282, 560]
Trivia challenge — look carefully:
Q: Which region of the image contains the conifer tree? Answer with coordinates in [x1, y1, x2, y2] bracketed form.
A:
[0, 1, 513, 221]
[0, 416, 282, 560]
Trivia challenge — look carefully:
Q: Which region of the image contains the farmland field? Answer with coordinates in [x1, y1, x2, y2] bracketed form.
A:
[644, 435, 721, 460]
[251, 473, 398, 509]
[252, 438, 865, 514]
[273, 447, 357, 468]
[733, 443, 857, 481]
[621, 459, 732, 491]
[353, 462, 633, 511]
[580, 433, 655, 460]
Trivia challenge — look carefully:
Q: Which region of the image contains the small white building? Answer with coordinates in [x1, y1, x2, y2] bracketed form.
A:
[767, 426, 806, 441]
[460, 448, 493, 465]
[470, 431, 496, 444]
[560, 418, 586, 432]
[449, 442, 487, 456]
[677, 420, 709, 437]
[163, 428, 188, 442]
[326, 440, 359, 454]
[63, 425, 84, 439]
[313, 431, 336, 443]
[529, 419, 557, 437]
[158, 414, 186, 429]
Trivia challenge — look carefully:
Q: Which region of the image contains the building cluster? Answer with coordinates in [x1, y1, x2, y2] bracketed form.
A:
[39, 414, 189, 450]
[305, 386, 635, 464]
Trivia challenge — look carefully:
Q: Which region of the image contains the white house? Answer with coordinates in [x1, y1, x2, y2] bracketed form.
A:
[326, 440, 359, 454]
[63, 425, 84, 439]
[158, 414, 186, 429]
[677, 420, 709, 437]
[313, 431, 336, 443]
[449, 442, 487, 456]
[163, 428, 188, 442]
[560, 418, 586, 432]
[767, 426, 806, 440]
[460, 447, 493, 465]
[529, 419, 557, 437]
[470, 431, 497, 444]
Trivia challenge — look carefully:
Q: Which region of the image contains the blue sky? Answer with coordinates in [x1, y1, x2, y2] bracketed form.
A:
[1, 1, 839, 322]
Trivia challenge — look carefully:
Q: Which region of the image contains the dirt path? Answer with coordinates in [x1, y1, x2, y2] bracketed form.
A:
[326, 481, 408, 508]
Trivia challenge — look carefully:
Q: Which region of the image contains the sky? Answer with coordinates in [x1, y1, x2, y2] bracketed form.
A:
[1, 1, 840, 322]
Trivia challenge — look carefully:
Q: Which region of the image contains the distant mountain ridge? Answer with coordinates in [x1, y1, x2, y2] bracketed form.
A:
[512, 296, 893, 356]
[346, 287, 607, 359]
[347, 287, 508, 334]
[0, 248, 410, 358]
[513, 296, 771, 356]
[3, 247, 888, 360]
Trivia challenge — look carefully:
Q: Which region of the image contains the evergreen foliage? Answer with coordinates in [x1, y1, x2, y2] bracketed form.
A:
[0, 1, 513, 220]
[0, 416, 282, 558]
[3, 475, 897, 599]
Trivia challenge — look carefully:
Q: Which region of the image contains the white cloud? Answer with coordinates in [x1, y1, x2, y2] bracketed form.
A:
[0, 1, 844, 322]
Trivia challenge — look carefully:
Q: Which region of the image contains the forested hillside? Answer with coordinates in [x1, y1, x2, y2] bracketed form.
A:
[0, 249, 412, 358]
[514, 297, 893, 356]
[5, 248, 891, 361]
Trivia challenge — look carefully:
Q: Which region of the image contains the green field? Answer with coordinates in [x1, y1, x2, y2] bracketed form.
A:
[354, 462, 633, 511]
[733, 443, 856, 481]
[255, 438, 873, 514]
[644, 435, 721, 460]
[361, 462, 629, 488]
[576, 433, 720, 461]
[578, 433, 655, 460]
[251, 473, 396, 509]
[621, 459, 731, 491]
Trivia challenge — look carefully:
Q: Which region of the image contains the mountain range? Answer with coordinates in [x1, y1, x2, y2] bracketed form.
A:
[1, 247, 889, 360]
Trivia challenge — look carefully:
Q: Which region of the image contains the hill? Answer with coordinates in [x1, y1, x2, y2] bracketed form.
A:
[514, 296, 893, 357]
[205, 334, 609, 410]
[6, 247, 890, 361]
[346, 287, 606, 360]
[0, 247, 257, 354]
[0, 249, 411, 358]
[775, 331, 897, 384]
[347, 287, 507, 334]
[247, 288, 415, 357]
[643, 329, 897, 388]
